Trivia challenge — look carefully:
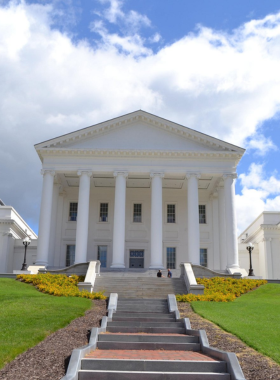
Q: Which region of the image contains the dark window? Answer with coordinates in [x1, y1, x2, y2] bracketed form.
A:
[167, 247, 176, 269]
[199, 205, 206, 224]
[99, 203, 108, 222]
[200, 248, 207, 267]
[66, 245, 75, 266]
[69, 202, 78, 221]
[98, 246, 107, 268]
[167, 204, 176, 223]
[133, 204, 142, 222]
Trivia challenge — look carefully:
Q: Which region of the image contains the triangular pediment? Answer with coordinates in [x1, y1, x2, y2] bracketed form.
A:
[35, 110, 245, 156]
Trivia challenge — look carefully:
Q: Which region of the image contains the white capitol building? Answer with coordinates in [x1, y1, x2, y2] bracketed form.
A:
[1, 111, 279, 279]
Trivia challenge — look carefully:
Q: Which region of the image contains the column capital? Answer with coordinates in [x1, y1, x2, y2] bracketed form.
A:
[41, 169, 55, 177]
[223, 173, 238, 180]
[77, 170, 92, 177]
[186, 172, 201, 179]
[150, 171, 164, 179]
[210, 191, 218, 200]
[114, 170, 128, 178]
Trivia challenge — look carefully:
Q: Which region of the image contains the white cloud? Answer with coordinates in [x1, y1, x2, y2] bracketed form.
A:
[1, 1, 280, 230]
[97, 0, 151, 31]
[246, 134, 277, 156]
[236, 164, 280, 233]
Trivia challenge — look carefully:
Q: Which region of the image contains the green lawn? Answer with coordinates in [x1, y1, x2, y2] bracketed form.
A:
[0, 278, 92, 369]
[191, 283, 280, 364]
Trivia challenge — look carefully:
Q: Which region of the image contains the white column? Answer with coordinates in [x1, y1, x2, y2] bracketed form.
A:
[187, 172, 201, 265]
[211, 192, 220, 269]
[150, 172, 164, 269]
[36, 169, 55, 266]
[223, 174, 239, 268]
[75, 170, 92, 264]
[111, 171, 128, 268]
[217, 184, 227, 269]
[48, 183, 60, 267]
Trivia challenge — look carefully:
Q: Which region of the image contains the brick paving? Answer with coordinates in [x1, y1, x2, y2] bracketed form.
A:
[87, 349, 216, 361]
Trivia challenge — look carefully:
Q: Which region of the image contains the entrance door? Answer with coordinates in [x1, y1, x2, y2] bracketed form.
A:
[129, 250, 144, 268]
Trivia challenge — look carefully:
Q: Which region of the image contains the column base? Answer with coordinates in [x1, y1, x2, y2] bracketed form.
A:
[110, 264, 125, 269]
[35, 260, 48, 266]
[149, 264, 164, 269]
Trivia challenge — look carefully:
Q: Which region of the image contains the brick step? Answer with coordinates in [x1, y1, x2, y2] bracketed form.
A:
[80, 358, 227, 373]
[98, 334, 199, 343]
[106, 326, 186, 334]
[97, 341, 201, 351]
[78, 370, 230, 379]
[107, 321, 184, 328]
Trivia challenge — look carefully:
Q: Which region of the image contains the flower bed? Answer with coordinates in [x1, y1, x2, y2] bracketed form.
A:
[176, 277, 267, 302]
[16, 273, 106, 300]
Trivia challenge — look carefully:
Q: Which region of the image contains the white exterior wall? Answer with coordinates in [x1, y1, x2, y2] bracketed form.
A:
[50, 185, 218, 269]
[238, 212, 280, 279]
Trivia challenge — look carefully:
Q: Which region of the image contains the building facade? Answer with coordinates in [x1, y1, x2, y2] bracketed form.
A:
[0, 201, 37, 273]
[34, 110, 245, 271]
[239, 212, 280, 279]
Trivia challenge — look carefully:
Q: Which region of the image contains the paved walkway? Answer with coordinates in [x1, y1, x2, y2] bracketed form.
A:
[87, 348, 216, 361]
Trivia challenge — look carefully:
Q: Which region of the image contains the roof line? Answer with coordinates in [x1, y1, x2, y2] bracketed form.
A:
[34, 109, 245, 151]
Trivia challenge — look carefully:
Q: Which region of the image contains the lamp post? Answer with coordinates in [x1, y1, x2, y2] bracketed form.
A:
[21, 237, 31, 271]
[246, 242, 255, 276]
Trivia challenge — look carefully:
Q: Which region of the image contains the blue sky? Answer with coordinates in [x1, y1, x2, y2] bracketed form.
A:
[1, 0, 280, 234]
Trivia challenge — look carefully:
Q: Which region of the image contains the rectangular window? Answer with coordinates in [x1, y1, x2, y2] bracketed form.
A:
[167, 204, 176, 223]
[98, 246, 107, 268]
[133, 203, 142, 223]
[200, 248, 207, 267]
[69, 202, 78, 221]
[199, 205, 206, 224]
[99, 203, 108, 222]
[66, 245, 75, 267]
[166, 247, 176, 269]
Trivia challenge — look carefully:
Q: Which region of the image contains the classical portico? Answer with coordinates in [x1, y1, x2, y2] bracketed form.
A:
[34, 110, 244, 272]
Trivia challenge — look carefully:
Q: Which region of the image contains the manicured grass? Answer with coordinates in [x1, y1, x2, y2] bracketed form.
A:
[0, 278, 92, 369]
[191, 283, 280, 364]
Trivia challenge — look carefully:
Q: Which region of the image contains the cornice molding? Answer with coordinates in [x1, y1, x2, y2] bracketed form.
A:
[261, 224, 280, 231]
[37, 148, 243, 161]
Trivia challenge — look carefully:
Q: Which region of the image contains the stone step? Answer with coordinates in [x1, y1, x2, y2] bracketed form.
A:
[97, 341, 201, 351]
[79, 370, 230, 379]
[98, 334, 199, 343]
[117, 299, 168, 304]
[115, 307, 169, 313]
[80, 359, 228, 373]
[113, 312, 174, 319]
[113, 316, 175, 322]
[106, 326, 186, 334]
[107, 321, 184, 328]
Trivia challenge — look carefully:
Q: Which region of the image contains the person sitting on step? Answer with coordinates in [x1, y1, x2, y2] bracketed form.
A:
[167, 268, 172, 278]
[157, 270, 164, 277]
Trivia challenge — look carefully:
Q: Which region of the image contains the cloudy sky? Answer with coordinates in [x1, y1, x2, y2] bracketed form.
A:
[1, 0, 280, 235]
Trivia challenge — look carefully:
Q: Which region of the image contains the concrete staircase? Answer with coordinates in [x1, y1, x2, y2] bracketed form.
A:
[78, 299, 231, 379]
[94, 277, 187, 298]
